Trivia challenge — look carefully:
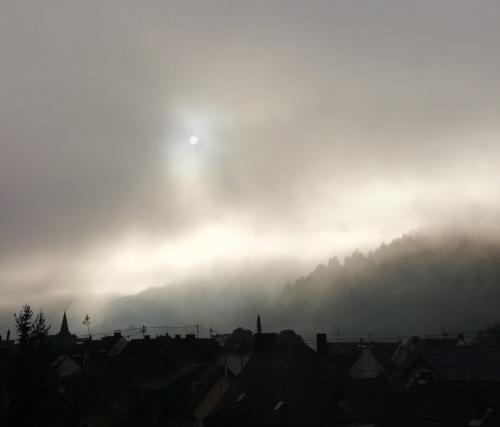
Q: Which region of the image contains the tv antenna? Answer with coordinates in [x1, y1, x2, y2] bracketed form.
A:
[82, 314, 91, 338]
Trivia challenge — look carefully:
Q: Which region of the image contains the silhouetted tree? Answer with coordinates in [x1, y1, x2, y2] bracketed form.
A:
[278, 231, 500, 336]
[14, 304, 33, 349]
[11, 305, 52, 426]
[13, 305, 50, 350]
[31, 310, 50, 349]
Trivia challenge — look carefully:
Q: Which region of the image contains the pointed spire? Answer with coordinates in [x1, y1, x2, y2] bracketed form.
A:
[59, 311, 70, 336]
[256, 314, 262, 334]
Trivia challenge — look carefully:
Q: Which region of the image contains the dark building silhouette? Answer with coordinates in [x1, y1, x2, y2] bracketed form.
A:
[316, 333, 400, 374]
[381, 381, 500, 427]
[206, 330, 341, 427]
[46, 311, 77, 355]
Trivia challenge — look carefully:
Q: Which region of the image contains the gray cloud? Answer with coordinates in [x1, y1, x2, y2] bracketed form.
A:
[1, 1, 500, 317]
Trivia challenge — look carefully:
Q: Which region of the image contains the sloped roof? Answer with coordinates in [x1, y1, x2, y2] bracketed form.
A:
[105, 336, 171, 390]
[161, 337, 223, 364]
[395, 346, 500, 384]
[141, 363, 225, 414]
[206, 331, 342, 427]
[83, 334, 124, 355]
[422, 346, 500, 382]
[382, 381, 500, 427]
[323, 341, 399, 372]
[391, 336, 462, 366]
[348, 348, 386, 379]
[51, 354, 82, 379]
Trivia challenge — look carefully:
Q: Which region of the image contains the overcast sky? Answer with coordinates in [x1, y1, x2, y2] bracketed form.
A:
[1, 1, 500, 318]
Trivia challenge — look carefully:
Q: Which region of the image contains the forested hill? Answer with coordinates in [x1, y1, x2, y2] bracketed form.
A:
[102, 230, 500, 338]
[272, 231, 500, 336]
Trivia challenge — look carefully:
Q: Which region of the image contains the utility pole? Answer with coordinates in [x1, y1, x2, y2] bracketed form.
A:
[196, 324, 199, 338]
[141, 325, 147, 338]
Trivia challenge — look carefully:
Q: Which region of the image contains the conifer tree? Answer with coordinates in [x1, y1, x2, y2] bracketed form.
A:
[31, 310, 50, 348]
[14, 304, 33, 348]
[14, 305, 51, 349]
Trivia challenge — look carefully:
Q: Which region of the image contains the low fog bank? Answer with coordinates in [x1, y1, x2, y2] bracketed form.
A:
[101, 226, 500, 339]
[4, 226, 500, 340]
[99, 258, 309, 334]
[0, 257, 309, 337]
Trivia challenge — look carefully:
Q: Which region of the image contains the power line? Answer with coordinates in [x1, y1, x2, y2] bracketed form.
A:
[71, 322, 488, 345]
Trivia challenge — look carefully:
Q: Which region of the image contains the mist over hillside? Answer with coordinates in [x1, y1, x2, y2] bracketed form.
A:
[271, 230, 500, 337]
[101, 259, 308, 335]
[101, 228, 500, 338]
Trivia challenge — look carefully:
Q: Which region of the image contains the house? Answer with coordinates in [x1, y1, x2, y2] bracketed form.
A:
[390, 335, 463, 367]
[162, 334, 225, 365]
[106, 334, 171, 394]
[218, 327, 254, 376]
[206, 330, 342, 427]
[92, 334, 227, 427]
[348, 347, 387, 379]
[316, 334, 396, 425]
[393, 346, 500, 390]
[316, 333, 400, 374]
[138, 362, 231, 427]
[381, 381, 500, 427]
[51, 354, 82, 380]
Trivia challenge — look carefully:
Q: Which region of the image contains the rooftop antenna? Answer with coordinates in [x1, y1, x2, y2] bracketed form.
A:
[82, 314, 91, 339]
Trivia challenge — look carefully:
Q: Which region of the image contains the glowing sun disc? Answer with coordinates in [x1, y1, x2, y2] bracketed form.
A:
[189, 136, 199, 145]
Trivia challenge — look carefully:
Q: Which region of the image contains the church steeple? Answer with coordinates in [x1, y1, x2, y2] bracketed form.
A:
[58, 311, 70, 336]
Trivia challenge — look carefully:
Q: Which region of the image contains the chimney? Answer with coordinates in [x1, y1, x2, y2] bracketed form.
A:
[316, 333, 327, 354]
[254, 333, 277, 352]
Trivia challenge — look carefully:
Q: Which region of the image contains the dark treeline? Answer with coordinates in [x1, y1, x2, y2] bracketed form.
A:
[271, 231, 500, 337]
[103, 229, 500, 338]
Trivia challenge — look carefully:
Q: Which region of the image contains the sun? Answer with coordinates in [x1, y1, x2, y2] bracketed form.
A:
[189, 136, 199, 145]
